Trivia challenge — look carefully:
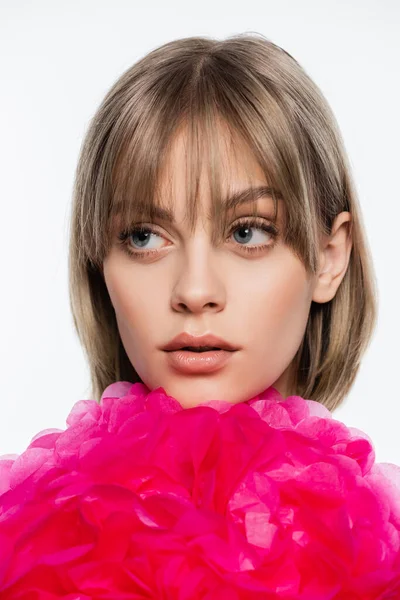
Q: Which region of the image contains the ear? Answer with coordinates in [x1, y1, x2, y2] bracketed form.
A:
[312, 211, 353, 304]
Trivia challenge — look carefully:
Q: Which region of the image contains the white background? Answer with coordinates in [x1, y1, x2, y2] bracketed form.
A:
[0, 1, 399, 463]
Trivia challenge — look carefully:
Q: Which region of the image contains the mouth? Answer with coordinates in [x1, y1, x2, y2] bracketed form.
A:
[176, 346, 224, 353]
[161, 333, 239, 353]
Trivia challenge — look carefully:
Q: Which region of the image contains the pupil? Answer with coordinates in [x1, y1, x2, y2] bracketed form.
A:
[132, 230, 150, 248]
[233, 226, 252, 244]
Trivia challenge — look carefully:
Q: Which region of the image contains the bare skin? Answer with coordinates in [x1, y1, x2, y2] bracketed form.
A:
[103, 124, 352, 408]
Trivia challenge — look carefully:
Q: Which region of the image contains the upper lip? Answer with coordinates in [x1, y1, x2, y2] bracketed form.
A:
[162, 332, 239, 352]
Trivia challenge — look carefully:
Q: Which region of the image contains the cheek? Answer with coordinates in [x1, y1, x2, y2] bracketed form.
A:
[103, 256, 164, 342]
[243, 257, 312, 349]
[103, 257, 140, 321]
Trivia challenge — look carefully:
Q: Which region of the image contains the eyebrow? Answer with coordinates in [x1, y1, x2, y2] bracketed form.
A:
[141, 185, 283, 224]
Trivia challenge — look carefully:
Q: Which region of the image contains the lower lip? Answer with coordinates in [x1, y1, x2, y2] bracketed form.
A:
[164, 349, 236, 374]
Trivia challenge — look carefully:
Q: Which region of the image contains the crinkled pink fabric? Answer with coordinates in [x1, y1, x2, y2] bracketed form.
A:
[0, 382, 400, 599]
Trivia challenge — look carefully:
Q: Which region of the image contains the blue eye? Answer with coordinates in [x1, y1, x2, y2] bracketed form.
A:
[126, 228, 163, 250]
[117, 217, 279, 259]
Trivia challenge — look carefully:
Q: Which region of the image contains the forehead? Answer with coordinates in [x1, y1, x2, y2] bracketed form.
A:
[152, 122, 282, 224]
[162, 120, 266, 191]
[165, 120, 265, 178]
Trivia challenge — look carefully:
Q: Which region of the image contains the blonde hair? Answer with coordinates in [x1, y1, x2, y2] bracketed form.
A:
[68, 33, 378, 411]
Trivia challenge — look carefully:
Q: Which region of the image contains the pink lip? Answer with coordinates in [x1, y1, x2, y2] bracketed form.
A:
[162, 332, 239, 353]
[164, 349, 236, 374]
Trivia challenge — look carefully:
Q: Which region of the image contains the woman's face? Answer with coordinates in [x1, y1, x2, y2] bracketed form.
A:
[103, 126, 317, 408]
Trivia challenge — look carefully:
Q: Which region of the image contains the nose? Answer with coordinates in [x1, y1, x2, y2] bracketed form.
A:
[170, 245, 226, 314]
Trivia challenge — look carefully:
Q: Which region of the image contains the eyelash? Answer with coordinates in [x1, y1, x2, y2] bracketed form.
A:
[117, 216, 279, 260]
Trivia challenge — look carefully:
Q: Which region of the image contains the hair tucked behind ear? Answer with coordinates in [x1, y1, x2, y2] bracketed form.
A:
[68, 32, 378, 411]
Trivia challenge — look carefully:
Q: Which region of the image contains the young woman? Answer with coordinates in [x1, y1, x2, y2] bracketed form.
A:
[2, 34, 398, 598]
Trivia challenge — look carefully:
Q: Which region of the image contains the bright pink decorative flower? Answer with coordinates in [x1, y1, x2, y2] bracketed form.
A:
[0, 382, 400, 599]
